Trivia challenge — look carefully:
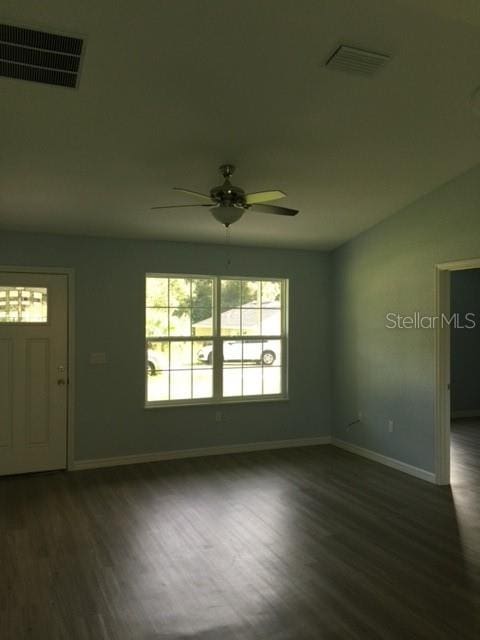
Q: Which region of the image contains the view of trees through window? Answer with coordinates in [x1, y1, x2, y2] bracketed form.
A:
[146, 275, 286, 404]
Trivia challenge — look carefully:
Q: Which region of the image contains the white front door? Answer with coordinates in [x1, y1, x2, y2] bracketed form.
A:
[0, 272, 68, 476]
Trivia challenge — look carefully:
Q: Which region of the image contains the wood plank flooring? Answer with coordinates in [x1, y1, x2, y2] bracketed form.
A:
[1, 428, 479, 639]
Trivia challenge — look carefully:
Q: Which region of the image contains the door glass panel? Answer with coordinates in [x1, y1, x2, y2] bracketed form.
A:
[0, 287, 48, 323]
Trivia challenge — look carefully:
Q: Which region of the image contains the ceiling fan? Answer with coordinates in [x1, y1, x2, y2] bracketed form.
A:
[151, 164, 299, 227]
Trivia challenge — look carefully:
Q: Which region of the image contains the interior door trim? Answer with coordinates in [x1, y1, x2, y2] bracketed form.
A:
[0, 265, 75, 470]
[434, 256, 480, 485]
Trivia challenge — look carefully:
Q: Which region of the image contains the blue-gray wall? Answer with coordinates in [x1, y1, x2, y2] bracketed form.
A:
[4, 162, 480, 471]
[451, 268, 480, 414]
[0, 231, 331, 461]
[332, 163, 480, 473]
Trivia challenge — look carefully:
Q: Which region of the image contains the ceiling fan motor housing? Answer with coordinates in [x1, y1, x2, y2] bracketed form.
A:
[210, 180, 246, 207]
[209, 163, 247, 208]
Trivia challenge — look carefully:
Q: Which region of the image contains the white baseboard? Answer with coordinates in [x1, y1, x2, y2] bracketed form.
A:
[451, 409, 480, 419]
[72, 436, 332, 471]
[331, 438, 436, 484]
[72, 436, 437, 485]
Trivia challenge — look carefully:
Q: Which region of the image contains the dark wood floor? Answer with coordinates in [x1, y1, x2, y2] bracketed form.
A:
[2, 426, 480, 640]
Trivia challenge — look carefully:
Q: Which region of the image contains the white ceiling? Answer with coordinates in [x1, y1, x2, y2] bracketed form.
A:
[1, 0, 480, 250]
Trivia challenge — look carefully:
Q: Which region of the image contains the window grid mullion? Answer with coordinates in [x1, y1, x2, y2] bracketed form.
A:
[189, 280, 193, 399]
[240, 283, 244, 396]
[260, 282, 264, 396]
[282, 280, 287, 396]
[213, 277, 222, 401]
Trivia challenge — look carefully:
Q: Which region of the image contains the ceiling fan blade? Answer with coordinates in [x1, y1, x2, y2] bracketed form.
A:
[150, 204, 212, 210]
[245, 190, 286, 205]
[173, 188, 213, 202]
[249, 203, 299, 216]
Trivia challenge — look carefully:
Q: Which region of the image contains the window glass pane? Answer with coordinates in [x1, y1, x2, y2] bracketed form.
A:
[261, 280, 281, 306]
[223, 339, 245, 364]
[169, 308, 191, 336]
[221, 308, 241, 336]
[146, 308, 169, 337]
[169, 278, 191, 307]
[146, 342, 169, 401]
[149, 341, 169, 366]
[191, 279, 213, 308]
[263, 366, 281, 394]
[242, 367, 263, 396]
[0, 287, 47, 323]
[147, 371, 169, 402]
[170, 341, 192, 369]
[261, 339, 281, 366]
[193, 369, 212, 398]
[146, 277, 168, 307]
[193, 340, 213, 367]
[241, 340, 263, 362]
[192, 309, 213, 336]
[223, 367, 242, 397]
[242, 281, 260, 307]
[261, 308, 281, 336]
[241, 308, 261, 335]
[170, 370, 192, 400]
[221, 279, 241, 309]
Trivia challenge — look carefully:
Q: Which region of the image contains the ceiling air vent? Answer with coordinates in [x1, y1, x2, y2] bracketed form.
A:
[325, 45, 390, 77]
[0, 23, 84, 88]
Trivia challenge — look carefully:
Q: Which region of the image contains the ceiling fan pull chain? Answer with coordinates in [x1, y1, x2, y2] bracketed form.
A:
[225, 225, 232, 271]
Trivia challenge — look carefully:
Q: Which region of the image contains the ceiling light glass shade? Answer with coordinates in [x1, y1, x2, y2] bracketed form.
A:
[210, 205, 245, 227]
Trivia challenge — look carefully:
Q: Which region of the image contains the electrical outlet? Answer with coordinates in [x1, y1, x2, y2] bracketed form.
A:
[388, 419, 394, 433]
[215, 410, 222, 422]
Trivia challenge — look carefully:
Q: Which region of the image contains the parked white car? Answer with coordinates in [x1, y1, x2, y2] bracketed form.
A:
[197, 341, 278, 366]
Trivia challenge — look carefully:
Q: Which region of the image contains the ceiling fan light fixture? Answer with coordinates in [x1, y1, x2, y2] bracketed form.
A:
[210, 205, 244, 227]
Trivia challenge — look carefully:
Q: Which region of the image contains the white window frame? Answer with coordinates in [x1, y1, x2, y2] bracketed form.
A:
[145, 273, 289, 408]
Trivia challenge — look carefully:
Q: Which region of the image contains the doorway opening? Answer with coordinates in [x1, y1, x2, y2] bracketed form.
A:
[435, 258, 480, 484]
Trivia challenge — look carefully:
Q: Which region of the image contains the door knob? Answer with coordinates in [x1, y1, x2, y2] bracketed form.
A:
[57, 379, 66, 386]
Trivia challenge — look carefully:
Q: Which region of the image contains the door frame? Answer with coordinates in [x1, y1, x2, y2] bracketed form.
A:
[0, 265, 75, 470]
[434, 257, 480, 484]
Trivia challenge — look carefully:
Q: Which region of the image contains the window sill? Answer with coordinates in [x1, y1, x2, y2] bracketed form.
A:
[144, 395, 289, 409]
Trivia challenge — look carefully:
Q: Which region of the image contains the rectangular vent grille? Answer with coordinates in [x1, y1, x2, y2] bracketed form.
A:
[0, 23, 83, 88]
[325, 45, 390, 76]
